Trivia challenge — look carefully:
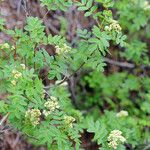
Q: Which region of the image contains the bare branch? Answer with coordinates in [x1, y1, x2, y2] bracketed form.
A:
[0, 113, 10, 126]
[104, 58, 135, 68]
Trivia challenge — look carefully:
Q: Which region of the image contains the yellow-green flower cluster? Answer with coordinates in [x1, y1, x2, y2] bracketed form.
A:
[64, 115, 75, 128]
[11, 69, 23, 86]
[43, 110, 51, 117]
[0, 43, 16, 50]
[12, 69, 22, 79]
[107, 130, 126, 149]
[0, 43, 10, 49]
[11, 80, 16, 86]
[25, 109, 41, 126]
[43, 96, 60, 117]
[116, 110, 128, 118]
[55, 43, 71, 55]
[105, 20, 122, 32]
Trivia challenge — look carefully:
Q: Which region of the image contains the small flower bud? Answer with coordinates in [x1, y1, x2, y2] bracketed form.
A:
[20, 64, 26, 70]
[116, 110, 128, 118]
[11, 46, 15, 50]
[11, 80, 16, 86]
[43, 110, 51, 117]
[104, 26, 110, 31]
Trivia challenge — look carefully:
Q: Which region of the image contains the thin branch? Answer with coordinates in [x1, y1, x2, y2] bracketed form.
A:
[44, 50, 96, 90]
[104, 58, 135, 68]
[143, 144, 150, 150]
[21, 0, 30, 17]
[43, 62, 85, 90]
[22, 94, 36, 104]
[56, 62, 85, 86]
[81, 141, 96, 148]
[44, 20, 59, 34]
[0, 113, 10, 126]
[33, 44, 38, 70]
[12, 133, 20, 148]
[42, 10, 50, 21]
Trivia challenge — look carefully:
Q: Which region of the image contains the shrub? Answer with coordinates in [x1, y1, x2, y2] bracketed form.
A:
[0, 0, 150, 150]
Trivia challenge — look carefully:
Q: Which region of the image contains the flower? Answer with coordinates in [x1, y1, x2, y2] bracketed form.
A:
[108, 141, 118, 150]
[20, 64, 26, 69]
[50, 96, 57, 101]
[11, 46, 15, 50]
[55, 43, 71, 55]
[116, 110, 128, 118]
[11, 80, 16, 86]
[105, 20, 122, 33]
[64, 115, 75, 128]
[44, 97, 60, 110]
[107, 130, 126, 149]
[104, 26, 110, 31]
[110, 20, 122, 31]
[14, 72, 22, 78]
[55, 45, 61, 54]
[12, 69, 22, 79]
[63, 43, 71, 52]
[25, 109, 41, 126]
[0, 43, 10, 49]
[43, 110, 51, 117]
[43, 96, 60, 117]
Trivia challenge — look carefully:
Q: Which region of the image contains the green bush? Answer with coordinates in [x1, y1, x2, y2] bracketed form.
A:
[0, 0, 149, 150]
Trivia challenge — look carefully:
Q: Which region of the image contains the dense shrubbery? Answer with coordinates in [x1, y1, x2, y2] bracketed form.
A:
[0, 0, 150, 150]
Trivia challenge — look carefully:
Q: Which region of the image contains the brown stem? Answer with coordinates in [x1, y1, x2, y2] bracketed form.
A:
[104, 58, 135, 68]
[0, 113, 10, 126]
[33, 44, 38, 70]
